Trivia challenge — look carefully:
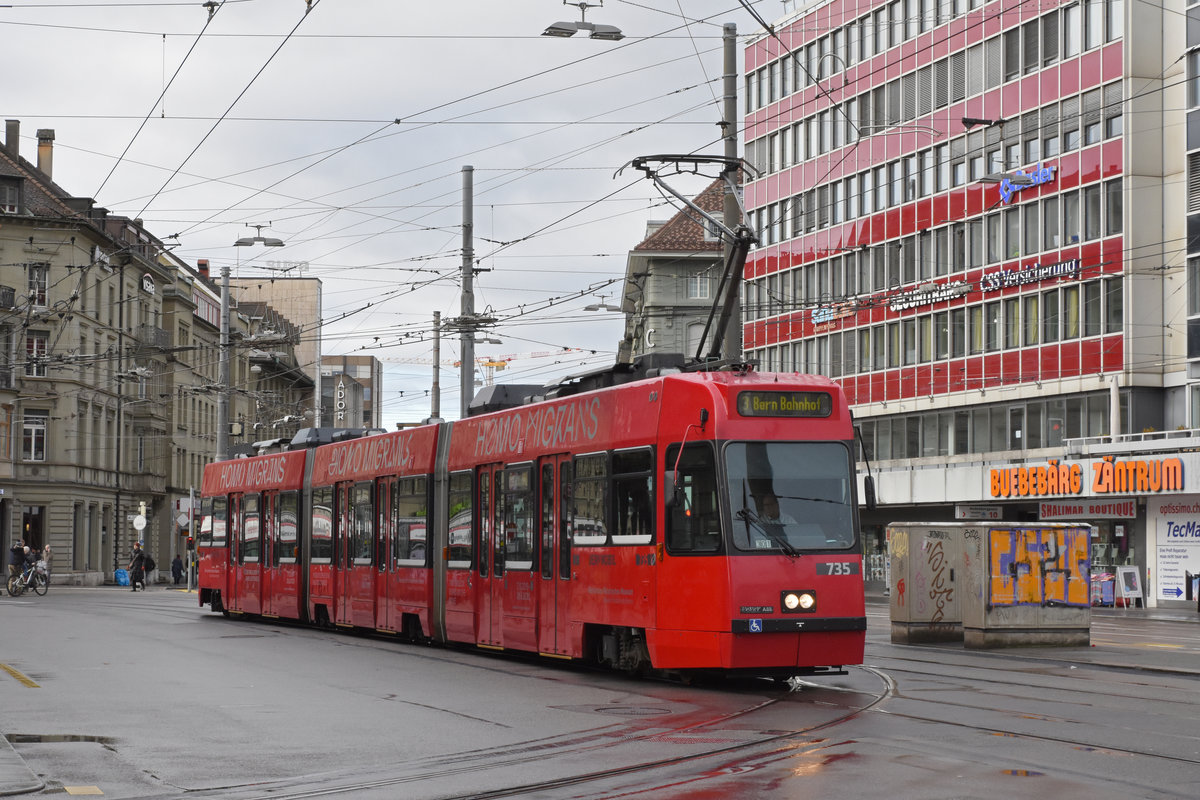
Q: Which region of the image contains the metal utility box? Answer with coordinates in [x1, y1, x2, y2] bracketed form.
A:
[959, 523, 1091, 648]
[887, 522, 965, 644]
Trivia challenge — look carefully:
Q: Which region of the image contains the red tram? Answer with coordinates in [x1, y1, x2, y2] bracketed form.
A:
[198, 369, 867, 677]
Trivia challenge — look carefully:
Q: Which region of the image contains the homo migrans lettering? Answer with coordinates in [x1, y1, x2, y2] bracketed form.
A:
[325, 435, 413, 479]
[473, 395, 601, 458]
[990, 457, 1184, 498]
[217, 455, 287, 491]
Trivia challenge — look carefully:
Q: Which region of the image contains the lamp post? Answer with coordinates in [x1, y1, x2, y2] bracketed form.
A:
[225, 226, 285, 459]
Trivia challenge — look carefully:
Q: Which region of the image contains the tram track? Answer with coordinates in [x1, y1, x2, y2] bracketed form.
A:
[172, 666, 894, 800]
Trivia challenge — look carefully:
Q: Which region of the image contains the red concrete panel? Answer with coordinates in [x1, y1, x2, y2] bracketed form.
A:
[1102, 42, 1124, 82]
[1060, 340, 1081, 377]
[1081, 338, 1103, 374]
[1060, 60, 1080, 95]
[1102, 139, 1122, 179]
[1080, 51, 1103, 91]
[1102, 334, 1124, 371]
[1079, 146, 1102, 184]
[1040, 345, 1061, 380]
[1020, 349, 1040, 383]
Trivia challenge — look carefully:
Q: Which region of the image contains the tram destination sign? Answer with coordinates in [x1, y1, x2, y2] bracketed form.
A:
[737, 391, 831, 418]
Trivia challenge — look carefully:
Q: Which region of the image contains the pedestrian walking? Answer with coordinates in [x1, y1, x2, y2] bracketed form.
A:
[128, 541, 147, 592]
[171, 554, 183, 585]
[41, 544, 52, 576]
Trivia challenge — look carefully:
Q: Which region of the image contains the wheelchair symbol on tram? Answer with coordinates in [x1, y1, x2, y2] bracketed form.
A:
[749, 619, 762, 633]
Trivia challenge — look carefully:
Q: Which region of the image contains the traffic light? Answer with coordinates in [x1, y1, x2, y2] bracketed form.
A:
[186, 536, 195, 551]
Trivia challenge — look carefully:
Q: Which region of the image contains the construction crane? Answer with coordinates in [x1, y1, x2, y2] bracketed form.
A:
[377, 347, 590, 385]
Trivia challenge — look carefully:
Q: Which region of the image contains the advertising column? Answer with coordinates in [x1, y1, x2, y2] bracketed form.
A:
[1147, 498, 1200, 608]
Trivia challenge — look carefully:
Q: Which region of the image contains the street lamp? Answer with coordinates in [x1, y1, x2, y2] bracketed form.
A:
[219, 226, 286, 459]
[962, 117, 1003, 129]
[234, 223, 285, 248]
[543, 1, 623, 40]
[584, 294, 621, 312]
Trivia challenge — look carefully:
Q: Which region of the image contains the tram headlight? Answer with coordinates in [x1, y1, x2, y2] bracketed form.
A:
[781, 590, 816, 613]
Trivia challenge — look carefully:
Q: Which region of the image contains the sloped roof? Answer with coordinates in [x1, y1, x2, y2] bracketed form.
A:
[632, 178, 724, 253]
[0, 138, 90, 223]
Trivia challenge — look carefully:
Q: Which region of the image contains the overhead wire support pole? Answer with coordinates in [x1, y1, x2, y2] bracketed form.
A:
[216, 265, 231, 461]
[431, 311, 441, 421]
[619, 154, 758, 368]
[721, 22, 742, 363]
[460, 165, 474, 420]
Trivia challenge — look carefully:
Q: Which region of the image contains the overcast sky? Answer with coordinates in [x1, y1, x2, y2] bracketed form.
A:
[4, 0, 775, 426]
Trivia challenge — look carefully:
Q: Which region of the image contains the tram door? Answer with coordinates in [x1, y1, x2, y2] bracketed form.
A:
[259, 494, 275, 616]
[226, 494, 242, 611]
[476, 465, 502, 647]
[536, 455, 572, 656]
[336, 481, 377, 627]
[237, 493, 263, 615]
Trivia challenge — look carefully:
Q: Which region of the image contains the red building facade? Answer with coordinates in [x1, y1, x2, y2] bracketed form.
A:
[742, 0, 1134, 461]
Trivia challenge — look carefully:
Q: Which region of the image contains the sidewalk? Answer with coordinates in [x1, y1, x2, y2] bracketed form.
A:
[865, 597, 1200, 678]
[0, 737, 41, 796]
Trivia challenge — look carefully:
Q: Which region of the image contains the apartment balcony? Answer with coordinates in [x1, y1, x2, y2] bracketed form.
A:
[134, 324, 170, 353]
[127, 471, 167, 495]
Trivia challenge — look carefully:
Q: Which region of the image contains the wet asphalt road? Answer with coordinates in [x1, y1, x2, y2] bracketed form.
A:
[2, 587, 1197, 799]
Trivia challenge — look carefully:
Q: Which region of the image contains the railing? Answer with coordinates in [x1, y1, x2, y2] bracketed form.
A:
[135, 325, 170, 350]
[1064, 429, 1200, 457]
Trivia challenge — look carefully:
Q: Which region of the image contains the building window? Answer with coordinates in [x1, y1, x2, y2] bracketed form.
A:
[1064, 3, 1082, 57]
[686, 275, 711, 300]
[22, 409, 48, 461]
[25, 330, 48, 377]
[1105, 177, 1123, 234]
[1023, 295, 1040, 346]
[0, 179, 19, 213]
[1083, 281, 1103, 336]
[1105, 277, 1123, 333]
[27, 263, 48, 308]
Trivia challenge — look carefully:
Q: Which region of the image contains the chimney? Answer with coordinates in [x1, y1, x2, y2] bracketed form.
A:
[197, 259, 210, 280]
[36, 129, 54, 178]
[4, 120, 18, 156]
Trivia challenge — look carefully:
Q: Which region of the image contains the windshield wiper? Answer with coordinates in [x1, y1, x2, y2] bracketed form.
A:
[736, 506, 800, 558]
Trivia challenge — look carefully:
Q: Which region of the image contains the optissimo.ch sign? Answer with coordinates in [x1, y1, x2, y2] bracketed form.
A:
[989, 457, 1185, 499]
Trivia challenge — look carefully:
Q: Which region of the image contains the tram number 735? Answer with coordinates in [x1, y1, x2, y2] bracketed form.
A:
[816, 561, 860, 576]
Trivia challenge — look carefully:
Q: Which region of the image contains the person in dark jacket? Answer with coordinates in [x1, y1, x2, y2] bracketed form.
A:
[8, 539, 23, 580]
[128, 542, 147, 592]
[171, 554, 184, 585]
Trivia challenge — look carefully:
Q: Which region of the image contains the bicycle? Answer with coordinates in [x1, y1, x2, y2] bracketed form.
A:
[6, 559, 49, 597]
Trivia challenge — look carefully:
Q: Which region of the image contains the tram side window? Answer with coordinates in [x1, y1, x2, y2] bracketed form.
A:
[242, 494, 260, 563]
[208, 497, 227, 547]
[664, 442, 721, 554]
[393, 476, 429, 567]
[311, 487, 333, 563]
[558, 461, 572, 579]
[612, 448, 654, 545]
[501, 466, 535, 570]
[351, 482, 374, 565]
[571, 453, 608, 545]
[276, 491, 299, 564]
[540, 463, 554, 579]
[447, 471, 473, 567]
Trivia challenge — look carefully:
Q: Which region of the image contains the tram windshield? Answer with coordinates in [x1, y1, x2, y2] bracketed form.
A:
[724, 441, 856, 553]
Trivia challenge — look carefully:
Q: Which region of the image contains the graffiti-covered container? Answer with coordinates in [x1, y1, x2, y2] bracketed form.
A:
[887, 522, 964, 643]
[961, 523, 1092, 648]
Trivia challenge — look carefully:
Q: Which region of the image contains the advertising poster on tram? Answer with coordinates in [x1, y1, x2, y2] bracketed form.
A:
[1148, 497, 1200, 602]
